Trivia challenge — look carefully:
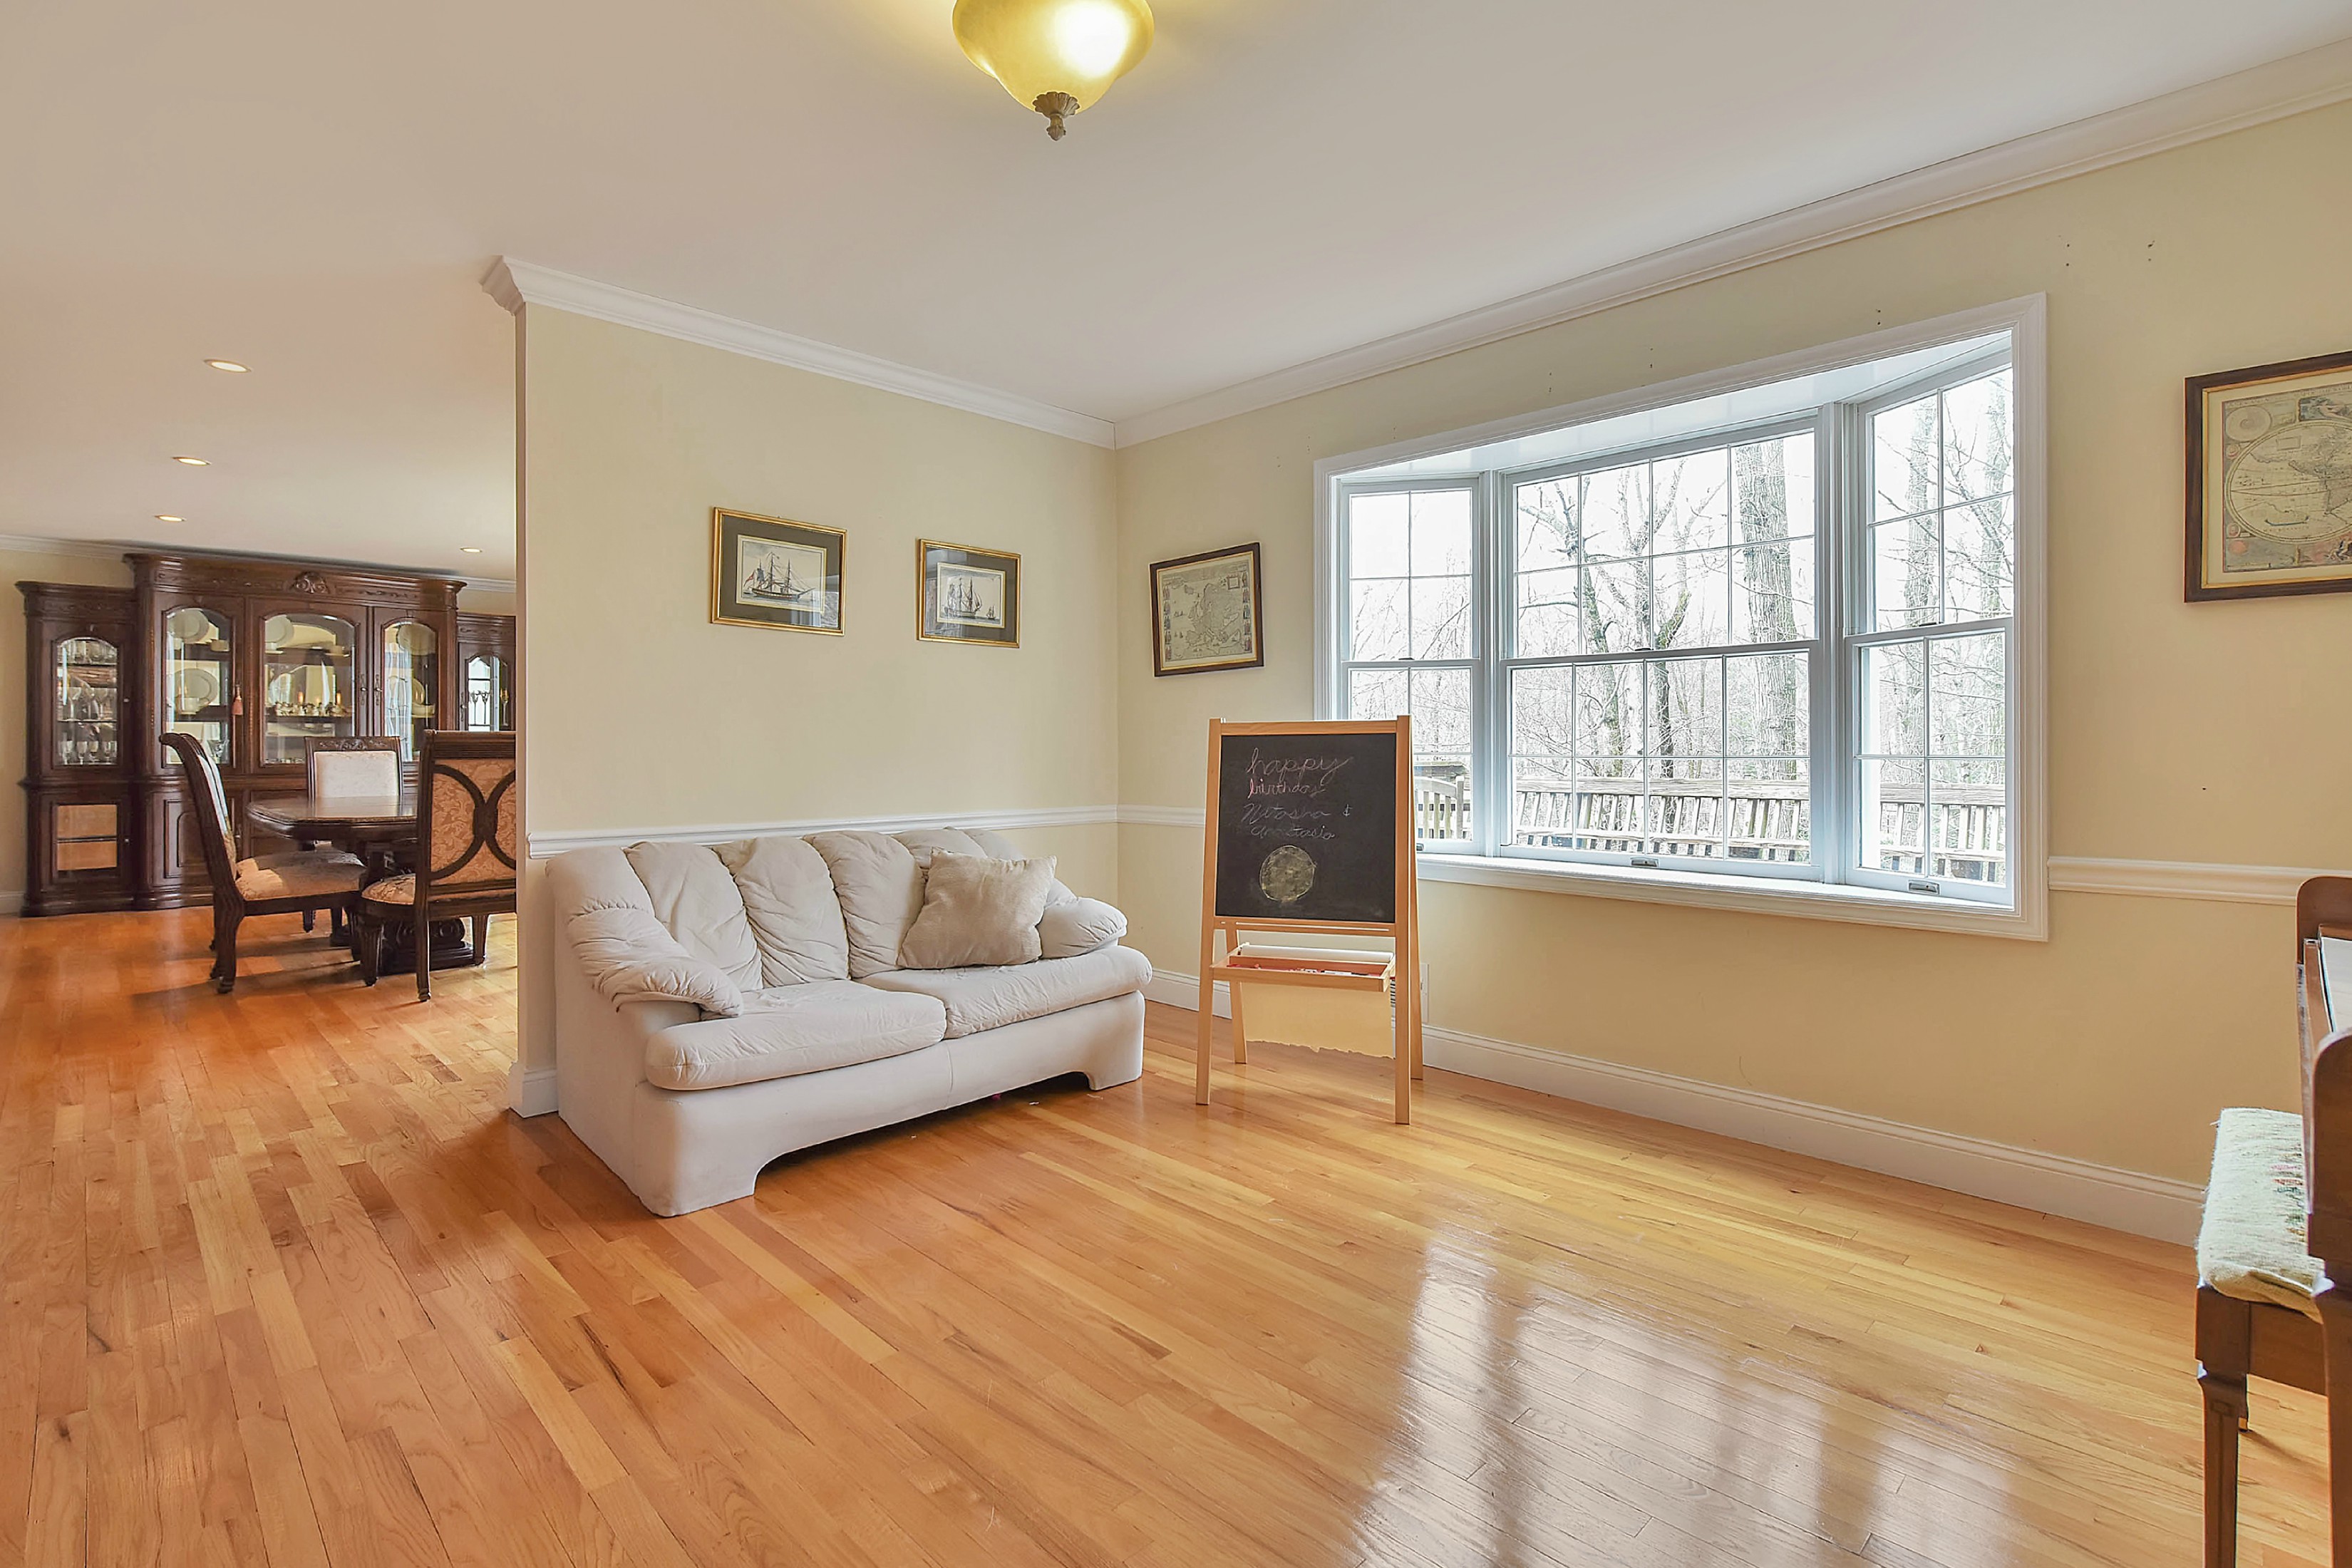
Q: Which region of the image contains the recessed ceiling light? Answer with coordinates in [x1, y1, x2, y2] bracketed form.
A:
[172, 455, 209, 465]
[155, 515, 183, 523]
[205, 359, 249, 373]
[460, 546, 483, 554]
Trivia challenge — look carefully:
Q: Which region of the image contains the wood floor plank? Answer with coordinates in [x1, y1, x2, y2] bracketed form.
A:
[0, 907, 2331, 1565]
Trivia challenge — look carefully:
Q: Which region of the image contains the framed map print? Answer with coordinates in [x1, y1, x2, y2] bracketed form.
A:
[711, 509, 845, 633]
[2187, 349, 2352, 601]
[917, 539, 1020, 648]
[1151, 542, 1264, 676]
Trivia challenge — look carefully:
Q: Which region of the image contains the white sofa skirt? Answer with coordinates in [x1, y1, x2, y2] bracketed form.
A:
[555, 942, 1145, 1215]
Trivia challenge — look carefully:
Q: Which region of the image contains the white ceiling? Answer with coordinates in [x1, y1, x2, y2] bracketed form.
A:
[6, 0, 2351, 581]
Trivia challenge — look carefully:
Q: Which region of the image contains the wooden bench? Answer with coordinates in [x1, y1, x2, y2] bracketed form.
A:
[2197, 875, 2352, 1565]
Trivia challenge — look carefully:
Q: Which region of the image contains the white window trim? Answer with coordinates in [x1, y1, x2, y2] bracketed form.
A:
[1313, 296, 2048, 941]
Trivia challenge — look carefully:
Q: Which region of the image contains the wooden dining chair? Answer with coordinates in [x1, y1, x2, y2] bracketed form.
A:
[354, 730, 515, 998]
[305, 736, 403, 799]
[296, 738, 400, 935]
[163, 732, 364, 994]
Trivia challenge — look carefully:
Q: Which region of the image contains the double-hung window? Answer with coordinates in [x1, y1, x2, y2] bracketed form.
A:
[1320, 305, 2043, 934]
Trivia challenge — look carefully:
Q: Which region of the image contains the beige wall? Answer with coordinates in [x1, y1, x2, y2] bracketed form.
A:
[1114, 99, 2352, 1183]
[0, 545, 508, 911]
[515, 306, 1122, 1085]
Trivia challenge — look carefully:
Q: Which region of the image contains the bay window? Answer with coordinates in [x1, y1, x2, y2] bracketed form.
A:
[1316, 304, 2044, 934]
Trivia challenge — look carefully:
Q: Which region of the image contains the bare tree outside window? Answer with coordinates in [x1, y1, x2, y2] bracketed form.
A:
[1507, 433, 1814, 861]
[1345, 488, 1475, 840]
[1861, 368, 2013, 885]
[1329, 333, 2019, 909]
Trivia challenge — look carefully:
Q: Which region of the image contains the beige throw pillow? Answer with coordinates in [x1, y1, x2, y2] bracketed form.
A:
[898, 851, 1057, 969]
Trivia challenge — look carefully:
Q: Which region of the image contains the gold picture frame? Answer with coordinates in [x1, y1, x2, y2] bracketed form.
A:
[1150, 542, 1263, 676]
[711, 508, 846, 634]
[2186, 348, 2352, 601]
[916, 539, 1020, 648]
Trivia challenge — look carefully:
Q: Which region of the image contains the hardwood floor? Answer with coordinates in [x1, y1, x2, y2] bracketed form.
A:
[0, 907, 2328, 1567]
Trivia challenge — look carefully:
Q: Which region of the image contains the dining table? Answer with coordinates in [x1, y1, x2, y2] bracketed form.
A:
[247, 790, 480, 972]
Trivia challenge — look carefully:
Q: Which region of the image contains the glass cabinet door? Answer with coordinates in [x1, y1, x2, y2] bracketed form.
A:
[463, 654, 512, 731]
[164, 607, 235, 763]
[262, 612, 357, 766]
[383, 620, 440, 758]
[56, 636, 120, 766]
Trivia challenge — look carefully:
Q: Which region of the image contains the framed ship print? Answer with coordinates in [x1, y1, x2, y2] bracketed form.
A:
[2187, 349, 2352, 601]
[1150, 542, 1264, 676]
[711, 509, 845, 633]
[917, 540, 1020, 648]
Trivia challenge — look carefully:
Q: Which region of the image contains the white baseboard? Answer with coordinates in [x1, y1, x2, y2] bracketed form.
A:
[0, 889, 21, 917]
[508, 1062, 559, 1118]
[1150, 965, 2199, 1242]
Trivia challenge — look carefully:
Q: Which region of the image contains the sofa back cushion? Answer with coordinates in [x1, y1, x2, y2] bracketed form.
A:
[808, 830, 925, 979]
[964, 826, 1078, 907]
[715, 835, 850, 986]
[623, 841, 762, 989]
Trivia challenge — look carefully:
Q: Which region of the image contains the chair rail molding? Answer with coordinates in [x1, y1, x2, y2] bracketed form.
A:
[483, 259, 1115, 449]
[1144, 965, 2202, 1243]
[526, 803, 1122, 859]
[1113, 38, 2352, 448]
[2044, 857, 2337, 905]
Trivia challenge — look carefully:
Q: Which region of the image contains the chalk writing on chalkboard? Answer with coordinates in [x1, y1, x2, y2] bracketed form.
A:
[1213, 729, 1397, 924]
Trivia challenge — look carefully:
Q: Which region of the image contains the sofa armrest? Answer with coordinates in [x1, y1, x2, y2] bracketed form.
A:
[569, 904, 744, 1016]
[1038, 897, 1127, 960]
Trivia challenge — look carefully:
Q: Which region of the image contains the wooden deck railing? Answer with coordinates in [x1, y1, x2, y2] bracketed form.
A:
[1410, 773, 2005, 884]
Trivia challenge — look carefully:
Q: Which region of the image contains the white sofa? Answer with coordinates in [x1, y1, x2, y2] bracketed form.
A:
[547, 826, 1149, 1214]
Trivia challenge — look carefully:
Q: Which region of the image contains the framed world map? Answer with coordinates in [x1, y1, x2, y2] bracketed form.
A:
[1150, 542, 1264, 676]
[2187, 348, 2352, 601]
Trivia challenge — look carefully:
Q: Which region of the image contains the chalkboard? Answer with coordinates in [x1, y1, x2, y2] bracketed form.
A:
[1212, 728, 1399, 924]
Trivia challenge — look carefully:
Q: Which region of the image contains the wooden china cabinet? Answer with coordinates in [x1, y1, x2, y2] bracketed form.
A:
[18, 583, 138, 915]
[455, 611, 517, 733]
[16, 550, 515, 916]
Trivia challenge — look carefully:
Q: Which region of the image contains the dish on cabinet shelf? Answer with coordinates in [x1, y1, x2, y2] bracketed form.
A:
[172, 668, 218, 716]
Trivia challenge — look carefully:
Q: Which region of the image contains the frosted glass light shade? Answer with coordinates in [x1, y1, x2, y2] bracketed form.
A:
[952, 0, 1154, 138]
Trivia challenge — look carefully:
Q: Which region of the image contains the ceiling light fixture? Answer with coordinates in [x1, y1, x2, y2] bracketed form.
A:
[172, 455, 210, 465]
[155, 515, 183, 523]
[460, 547, 483, 554]
[952, 0, 1153, 141]
[205, 359, 249, 373]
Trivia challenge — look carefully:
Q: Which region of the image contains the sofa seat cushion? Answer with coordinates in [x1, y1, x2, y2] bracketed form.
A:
[643, 980, 947, 1091]
[2199, 1106, 2324, 1320]
[863, 944, 1152, 1039]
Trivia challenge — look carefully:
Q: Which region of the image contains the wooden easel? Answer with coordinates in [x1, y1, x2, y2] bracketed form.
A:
[1193, 717, 1423, 1123]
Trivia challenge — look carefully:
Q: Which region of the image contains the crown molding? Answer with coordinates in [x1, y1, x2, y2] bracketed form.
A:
[1113, 37, 2352, 448]
[482, 258, 1116, 449]
[0, 532, 128, 562]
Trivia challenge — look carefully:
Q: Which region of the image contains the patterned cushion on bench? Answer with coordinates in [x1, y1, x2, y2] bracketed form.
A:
[2199, 1107, 2326, 1320]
